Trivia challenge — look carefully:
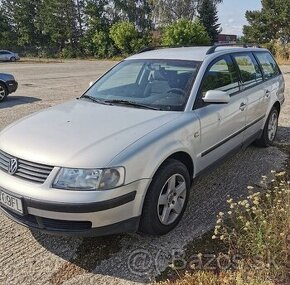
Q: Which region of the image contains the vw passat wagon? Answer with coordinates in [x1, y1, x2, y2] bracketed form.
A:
[0, 45, 285, 236]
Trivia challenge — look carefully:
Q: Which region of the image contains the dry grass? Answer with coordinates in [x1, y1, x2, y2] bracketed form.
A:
[158, 269, 275, 285]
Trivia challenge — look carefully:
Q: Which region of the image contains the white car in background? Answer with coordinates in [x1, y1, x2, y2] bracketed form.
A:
[0, 50, 20, 62]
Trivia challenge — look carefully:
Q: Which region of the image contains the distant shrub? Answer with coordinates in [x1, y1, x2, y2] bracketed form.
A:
[261, 40, 290, 64]
[59, 46, 82, 58]
[162, 18, 210, 46]
[92, 30, 117, 58]
[109, 21, 149, 55]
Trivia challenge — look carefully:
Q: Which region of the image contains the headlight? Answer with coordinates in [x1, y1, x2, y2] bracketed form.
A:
[52, 167, 125, 191]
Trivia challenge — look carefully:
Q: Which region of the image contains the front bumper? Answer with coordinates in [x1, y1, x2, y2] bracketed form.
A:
[1, 206, 140, 237]
[6, 80, 18, 94]
[0, 172, 150, 236]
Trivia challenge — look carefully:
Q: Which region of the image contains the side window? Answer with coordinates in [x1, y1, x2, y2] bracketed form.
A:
[232, 53, 263, 88]
[201, 56, 240, 97]
[255, 52, 280, 80]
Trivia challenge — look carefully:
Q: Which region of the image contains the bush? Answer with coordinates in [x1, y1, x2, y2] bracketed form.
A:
[162, 18, 211, 46]
[59, 46, 82, 58]
[109, 21, 148, 55]
[92, 30, 117, 58]
[261, 40, 290, 64]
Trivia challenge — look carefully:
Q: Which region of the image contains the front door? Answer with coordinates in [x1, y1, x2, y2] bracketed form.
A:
[193, 55, 247, 174]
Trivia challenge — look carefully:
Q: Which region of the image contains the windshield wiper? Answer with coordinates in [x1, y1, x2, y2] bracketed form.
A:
[81, 95, 112, 105]
[103, 99, 161, 110]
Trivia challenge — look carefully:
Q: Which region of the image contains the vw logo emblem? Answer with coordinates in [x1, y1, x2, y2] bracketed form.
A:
[8, 158, 18, 175]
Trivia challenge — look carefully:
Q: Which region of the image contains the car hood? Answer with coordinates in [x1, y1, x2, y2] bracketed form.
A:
[0, 100, 181, 168]
[0, 73, 15, 81]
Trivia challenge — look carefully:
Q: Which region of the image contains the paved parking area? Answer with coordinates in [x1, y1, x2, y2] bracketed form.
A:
[0, 61, 289, 285]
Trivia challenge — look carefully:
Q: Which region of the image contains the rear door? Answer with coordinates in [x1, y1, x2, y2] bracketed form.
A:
[254, 51, 282, 111]
[231, 52, 265, 140]
[193, 55, 246, 173]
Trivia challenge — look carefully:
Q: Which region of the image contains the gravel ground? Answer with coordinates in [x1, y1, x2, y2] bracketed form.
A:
[0, 61, 289, 285]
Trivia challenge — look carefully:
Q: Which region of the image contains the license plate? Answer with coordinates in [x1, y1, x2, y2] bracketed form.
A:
[0, 190, 24, 215]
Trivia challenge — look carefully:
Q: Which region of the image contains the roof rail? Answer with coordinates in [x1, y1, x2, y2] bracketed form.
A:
[138, 46, 161, 53]
[206, 43, 261, 55]
[138, 44, 210, 54]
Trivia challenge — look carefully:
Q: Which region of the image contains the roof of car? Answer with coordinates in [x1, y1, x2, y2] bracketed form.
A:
[126, 46, 268, 62]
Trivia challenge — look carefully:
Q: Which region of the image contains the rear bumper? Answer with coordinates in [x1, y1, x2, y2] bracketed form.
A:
[6, 80, 18, 93]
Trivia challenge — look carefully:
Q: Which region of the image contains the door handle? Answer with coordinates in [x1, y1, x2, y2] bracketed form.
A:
[265, 90, 271, 98]
[239, 102, 247, 111]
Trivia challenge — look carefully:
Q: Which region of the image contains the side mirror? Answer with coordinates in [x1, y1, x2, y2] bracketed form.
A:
[89, 81, 95, 87]
[203, 90, 230, 104]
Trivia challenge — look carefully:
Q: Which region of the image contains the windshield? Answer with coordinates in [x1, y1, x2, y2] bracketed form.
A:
[83, 59, 201, 111]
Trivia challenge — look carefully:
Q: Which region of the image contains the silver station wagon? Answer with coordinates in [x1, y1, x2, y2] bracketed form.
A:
[0, 45, 285, 236]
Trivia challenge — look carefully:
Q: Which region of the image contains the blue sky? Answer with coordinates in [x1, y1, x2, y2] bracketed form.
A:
[218, 0, 262, 36]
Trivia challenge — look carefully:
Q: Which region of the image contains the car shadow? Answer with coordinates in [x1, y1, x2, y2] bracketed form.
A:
[30, 126, 290, 284]
[0, 95, 41, 108]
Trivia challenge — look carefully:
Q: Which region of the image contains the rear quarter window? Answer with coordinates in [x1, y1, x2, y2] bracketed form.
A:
[254, 52, 280, 80]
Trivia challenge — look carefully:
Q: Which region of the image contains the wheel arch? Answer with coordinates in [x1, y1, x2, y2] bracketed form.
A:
[273, 101, 281, 115]
[0, 80, 8, 89]
[0, 80, 8, 94]
[156, 151, 194, 183]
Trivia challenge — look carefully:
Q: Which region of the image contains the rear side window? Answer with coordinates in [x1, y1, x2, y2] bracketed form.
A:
[201, 56, 240, 97]
[255, 52, 280, 80]
[232, 53, 263, 88]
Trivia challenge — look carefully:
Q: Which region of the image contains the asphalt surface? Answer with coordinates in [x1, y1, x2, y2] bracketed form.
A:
[0, 61, 289, 285]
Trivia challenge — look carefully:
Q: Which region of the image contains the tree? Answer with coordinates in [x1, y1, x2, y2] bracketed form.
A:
[243, 0, 290, 44]
[197, 0, 220, 44]
[152, 0, 222, 26]
[162, 18, 210, 46]
[82, 0, 111, 56]
[39, 0, 81, 56]
[0, 8, 16, 49]
[111, 0, 153, 32]
[1, 0, 42, 49]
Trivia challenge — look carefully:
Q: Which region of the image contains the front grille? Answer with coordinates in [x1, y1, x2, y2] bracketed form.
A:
[0, 150, 54, 184]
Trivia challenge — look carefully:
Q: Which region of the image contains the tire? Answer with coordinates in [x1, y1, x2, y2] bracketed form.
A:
[10, 57, 16, 62]
[255, 107, 279, 147]
[0, 83, 8, 102]
[139, 159, 190, 235]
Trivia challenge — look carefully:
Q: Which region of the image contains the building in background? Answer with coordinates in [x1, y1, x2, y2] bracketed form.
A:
[217, 34, 237, 43]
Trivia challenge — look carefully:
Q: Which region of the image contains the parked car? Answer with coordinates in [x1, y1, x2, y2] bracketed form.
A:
[0, 50, 20, 62]
[0, 73, 18, 102]
[0, 45, 285, 237]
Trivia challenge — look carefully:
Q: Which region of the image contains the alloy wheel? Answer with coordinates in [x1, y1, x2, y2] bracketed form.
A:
[268, 112, 278, 142]
[157, 174, 187, 225]
[0, 85, 6, 101]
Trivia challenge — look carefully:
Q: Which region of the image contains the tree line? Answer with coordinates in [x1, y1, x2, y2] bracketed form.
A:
[243, 0, 290, 61]
[0, 0, 221, 58]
